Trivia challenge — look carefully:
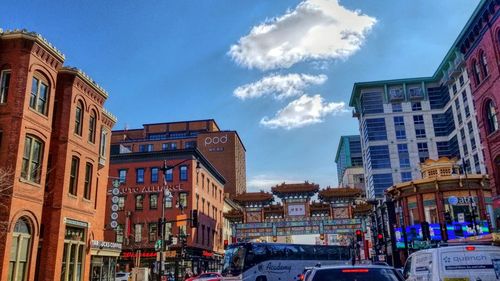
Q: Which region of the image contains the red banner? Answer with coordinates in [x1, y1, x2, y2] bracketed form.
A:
[121, 251, 157, 258]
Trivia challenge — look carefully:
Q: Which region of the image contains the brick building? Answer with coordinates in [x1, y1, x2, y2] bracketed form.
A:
[455, 0, 500, 217]
[0, 30, 117, 281]
[110, 120, 246, 197]
[104, 147, 227, 278]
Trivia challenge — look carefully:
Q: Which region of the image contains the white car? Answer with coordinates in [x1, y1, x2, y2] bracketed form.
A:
[115, 271, 130, 281]
[403, 244, 500, 281]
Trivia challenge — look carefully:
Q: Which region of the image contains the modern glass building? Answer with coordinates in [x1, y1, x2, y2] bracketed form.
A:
[335, 135, 364, 188]
[349, 54, 485, 198]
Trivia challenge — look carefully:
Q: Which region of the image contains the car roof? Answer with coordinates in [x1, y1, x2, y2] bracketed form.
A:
[412, 244, 500, 254]
[313, 265, 395, 270]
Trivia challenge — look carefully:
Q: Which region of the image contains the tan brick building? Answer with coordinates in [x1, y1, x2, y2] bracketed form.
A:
[0, 30, 117, 281]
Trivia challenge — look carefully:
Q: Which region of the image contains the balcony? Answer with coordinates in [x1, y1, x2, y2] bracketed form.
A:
[352, 109, 360, 118]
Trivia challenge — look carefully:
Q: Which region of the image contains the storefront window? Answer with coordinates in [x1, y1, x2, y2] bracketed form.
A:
[61, 226, 86, 281]
[409, 208, 420, 225]
[91, 256, 116, 281]
[116, 224, 124, 243]
[179, 193, 188, 209]
[8, 217, 32, 281]
[425, 206, 438, 223]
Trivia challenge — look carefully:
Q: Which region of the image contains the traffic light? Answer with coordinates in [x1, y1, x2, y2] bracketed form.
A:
[444, 212, 452, 224]
[157, 218, 164, 237]
[377, 233, 384, 245]
[224, 239, 229, 250]
[191, 210, 199, 228]
[421, 222, 430, 241]
[319, 233, 325, 241]
[355, 230, 362, 242]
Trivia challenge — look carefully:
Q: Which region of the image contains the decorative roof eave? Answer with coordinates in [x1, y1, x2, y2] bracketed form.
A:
[319, 187, 363, 200]
[263, 204, 284, 213]
[223, 210, 243, 219]
[103, 108, 117, 124]
[60, 67, 109, 99]
[0, 29, 66, 61]
[386, 174, 490, 195]
[233, 192, 274, 204]
[353, 203, 372, 214]
[271, 181, 320, 195]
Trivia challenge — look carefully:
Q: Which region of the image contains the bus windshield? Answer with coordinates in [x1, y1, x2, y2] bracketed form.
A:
[222, 244, 247, 276]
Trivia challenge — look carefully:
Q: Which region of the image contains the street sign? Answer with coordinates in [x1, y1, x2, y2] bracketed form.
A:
[111, 196, 119, 204]
[112, 179, 120, 188]
[111, 204, 119, 212]
[110, 221, 118, 229]
[172, 237, 178, 245]
[111, 212, 118, 220]
[458, 213, 465, 223]
[448, 196, 458, 205]
[155, 240, 162, 251]
[112, 188, 120, 196]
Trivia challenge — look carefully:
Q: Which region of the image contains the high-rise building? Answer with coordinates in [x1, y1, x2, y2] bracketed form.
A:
[335, 135, 364, 189]
[350, 71, 484, 198]
[0, 30, 117, 281]
[110, 120, 246, 197]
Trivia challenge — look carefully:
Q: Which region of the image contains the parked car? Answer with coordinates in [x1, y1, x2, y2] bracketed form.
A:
[115, 271, 130, 281]
[307, 265, 404, 281]
[403, 244, 500, 281]
[191, 272, 223, 281]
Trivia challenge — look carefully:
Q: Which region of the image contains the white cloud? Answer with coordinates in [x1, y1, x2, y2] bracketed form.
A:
[234, 73, 327, 100]
[247, 174, 305, 192]
[229, 0, 377, 70]
[260, 94, 347, 129]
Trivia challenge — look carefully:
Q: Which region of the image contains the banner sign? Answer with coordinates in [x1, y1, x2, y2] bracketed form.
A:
[107, 184, 185, 195]
[288, 204, 306, 216]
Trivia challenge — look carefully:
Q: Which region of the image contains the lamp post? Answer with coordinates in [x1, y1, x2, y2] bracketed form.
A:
[157, 159, 200, 281]
[454, 162, 478, 236]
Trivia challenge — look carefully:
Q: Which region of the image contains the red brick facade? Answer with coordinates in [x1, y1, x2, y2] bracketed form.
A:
[0, 30, 116, 281]
[459, 2, 500, 200]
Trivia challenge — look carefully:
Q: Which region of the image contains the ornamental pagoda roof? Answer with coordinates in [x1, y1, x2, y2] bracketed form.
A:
[233, 191, 273, 204]
[271, 181, 319, 196]
[223, 209, 244, 220]
[352, 203, 372, 214]
[309, 201, 330, 211]
[318, 187, 363, 200]
[263, 204, 284, 214]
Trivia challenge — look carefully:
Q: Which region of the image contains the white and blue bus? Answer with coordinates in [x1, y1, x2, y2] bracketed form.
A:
[221, 242, 351, 281]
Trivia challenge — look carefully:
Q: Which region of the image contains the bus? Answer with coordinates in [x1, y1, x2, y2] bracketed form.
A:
[221, 242, 351, 281]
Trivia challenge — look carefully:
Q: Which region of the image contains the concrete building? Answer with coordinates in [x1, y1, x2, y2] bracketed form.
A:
[335, 135, 364, 190]
[110, 120, 246, 197]
[0, 30, 117, 281]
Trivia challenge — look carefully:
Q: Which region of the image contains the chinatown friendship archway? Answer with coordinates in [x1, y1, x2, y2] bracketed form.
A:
[224, 182, 371, 241]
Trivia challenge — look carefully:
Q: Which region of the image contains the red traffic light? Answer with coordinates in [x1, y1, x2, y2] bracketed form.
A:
[377, 234, 383, 240]
[355, 230, 362, 236]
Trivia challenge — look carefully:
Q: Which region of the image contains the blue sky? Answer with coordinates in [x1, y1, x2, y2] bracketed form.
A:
[1, 0, 478, 192]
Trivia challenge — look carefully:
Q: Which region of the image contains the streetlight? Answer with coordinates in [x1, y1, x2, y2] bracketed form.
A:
[452, 161, 478, 236]
[157, 159, 200, 281]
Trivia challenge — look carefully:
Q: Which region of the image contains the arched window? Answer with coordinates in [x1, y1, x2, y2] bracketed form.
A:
[480, 51, 489, 77]
[74, 101, 83, 136]
[88, 110, 96, 143]
[21, 135, 44, 184]
[29, 74, 50, 115]
[8, 217, 32, 281]
[472, 60, 481, 85]
[486, 99, 499, 134]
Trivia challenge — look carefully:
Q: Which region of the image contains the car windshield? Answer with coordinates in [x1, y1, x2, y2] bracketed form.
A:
[221, 245, 246, 276]
[312, 268, 403, 281]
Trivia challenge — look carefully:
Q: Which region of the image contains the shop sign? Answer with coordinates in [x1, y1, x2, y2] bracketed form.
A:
[108, 184, 184, 195]
[202, 251, 213, 257]
[288, 205, 305, 216]
[122, 252, 157, 258]
[90, 240, 122, 251]
[64, 218, 89, 228]
[448, 196, 475, 205]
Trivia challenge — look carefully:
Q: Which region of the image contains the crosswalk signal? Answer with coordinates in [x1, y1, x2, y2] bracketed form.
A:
[355, 230, 362, 242]
[191, 210, 199, 228]
[377, 233, 384, 245]
[224, 239, 229, 250]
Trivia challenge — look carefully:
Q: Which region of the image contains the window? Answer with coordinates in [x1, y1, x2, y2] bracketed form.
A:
[151, 167, 159, 183]
[139, 144, 153, 152]
[134, 224, 142, 243]
[116, 224, 124, 243]
[415, 128, 426, 139]
[470, 136, 477, 150]
[0, 70, 11, 103]
[452, 84, 457, 94]
[117, 196, 125, 211]
[361, 92, 384, 115]
[83, 163, 93, 200]
[398, 144, 410, 168]
[162, 142, 177, 150]
[413, 115, 424, 124]
[179, 193, 188, 209]
[179, 225, 187, 237]
[392, 103, 402, 112]
[61, 227, 85, 281]
[69, 157, 79, 196]
[149, 223, 157, 242]
[29, 76, 49, 115]
[480, 51, 489, 77]
[401, 172, 412, 182]
[486, 100, 499, 133]
[8, 218, 31, 281]
[135, 195, 144, 210]
[369, 145, 391, 169]
[472, 60, 481, 85]
[74, 101, 83, 136]
[465, 105, 470, 118]
[165, 197, 173, 208]
[165, 168, 173, 182]
[88, 110, 96, 143]
[99, 129, 108, 159]
[372, 174, 393, 198]
[136, 168, 144, 183]
[365, 118, 387, 141]
[474, 154, 480, 173]
[21, 135, 44, 183]
[411, 102, 422, 111]
[150, 194, 158, 209]
[417, 142, 429, 163]
[459, 75, 464, 86]
[394, 116, 406, 140]
[185, 141, 196, 149]
[118, 169, 127, 183]
[180, 166, 188, 181]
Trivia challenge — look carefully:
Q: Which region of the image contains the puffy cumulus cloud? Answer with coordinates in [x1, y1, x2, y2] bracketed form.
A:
[260, 94, 347, 129]
[234, 73, 327, 100]
[228, 0, 377, 70]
